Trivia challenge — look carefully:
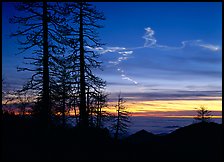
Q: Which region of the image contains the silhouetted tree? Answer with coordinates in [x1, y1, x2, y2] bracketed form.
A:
[94, 92, 108, 128]
[194, 106, 212, 123]
[50, 53, 75, 127]
[66, 2, 106, 128]
[1, 79, 5, 117]
[2, 80, 15, 113]
[87, 90, 110, 128]
[112, 93, 131, 140]
[9, 2, 71, 126]
[9, 2, 107, 129]
[2, 85, 33, 116]
[15, 90, 32, 115]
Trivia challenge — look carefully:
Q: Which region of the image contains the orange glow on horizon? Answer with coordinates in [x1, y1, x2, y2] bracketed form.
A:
[3, 98, 222, 118]
[162, 115, 222, 118]
[103, 99, 222, 117]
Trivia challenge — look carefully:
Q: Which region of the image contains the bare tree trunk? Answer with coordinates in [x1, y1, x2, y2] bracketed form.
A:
[87, 87, 91, 125]
[0, 82, 3, 116]
[96, 94, 100, 128]
[79, 3, 88, 128]
[62, 69, 66, 127]
[90, 108, 93, 127]
[42, 1, 50, 126]
[115, 100, 120, 140]
[99, 96, 102, 128]
[0, 107, 2, 117]
[74, 96, 79, 125]
[22, 104, 26, 116]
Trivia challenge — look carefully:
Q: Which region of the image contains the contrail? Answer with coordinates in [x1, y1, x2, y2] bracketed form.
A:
[87, 26, 221, 86]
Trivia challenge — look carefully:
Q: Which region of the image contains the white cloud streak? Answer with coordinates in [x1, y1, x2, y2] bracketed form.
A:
[141, 27, 221, 52]
[87, 27, 221, 54]
[120, 71, 138, 85]
[198, 44, 220, 51]
[118, 51, 133, 55]
[142, 27, 157, 47]
[179, 40, 221, 51]
[85, 46, 126, 54]
[87, 26, 221, 86]
[110, 49, 138, 85]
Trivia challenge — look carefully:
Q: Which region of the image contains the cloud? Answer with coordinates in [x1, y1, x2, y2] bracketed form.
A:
[108, 61, 119, 65]
[101, 47, 126, 54]
[91, 27, 221, 87]
[108, 63, 138, 86]
[142, 27, 157, 47]
[118, 51, 133, 55]
[117, 69, 138, 84]
[116, 50, 138, 85]
[85, 46, 126, 54]
[179, 40, 221, 51]
[107, 81, 134, 86]
[118, 56, 128, 62]
[111, 90, 222, 101]
[105, 48, 137, 85]
[141, 27, 221, 52]
[107, 90, 222, 106]
[86, 46, 138, 87]
[121, 73, 138, 85]
[198, 44, 220, 51]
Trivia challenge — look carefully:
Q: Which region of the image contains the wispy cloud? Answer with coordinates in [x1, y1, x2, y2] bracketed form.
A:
[198, 44, 220, 51]
[108, 61, 119, 65]
[86, 46, 126, 54]
[86, 45, 139, 85]
[121, 73, 138, 85]
[142, 27, 157, 47]
[111, 90, 222, 101]
[106, 49, 138, 85]
[87, 27, 221, 54]
[88, 27, 221, 86]
[118, 51, 133, 55]
[141, 27, 221, 52]
[116, 64, 138, 85]
[179, 40, 221, 51]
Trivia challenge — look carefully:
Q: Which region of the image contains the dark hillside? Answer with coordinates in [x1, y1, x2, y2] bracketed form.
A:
[1, 115, 222, 160]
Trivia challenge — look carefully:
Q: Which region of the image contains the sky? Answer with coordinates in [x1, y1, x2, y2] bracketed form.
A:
[2, 2, 222, 118]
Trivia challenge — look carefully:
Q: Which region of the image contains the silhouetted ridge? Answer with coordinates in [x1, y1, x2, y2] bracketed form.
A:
[168, 122, 222, 140]
[2, 115, 222, 160]
[163, 122, 222, 160]
[124, 129, 158, 144]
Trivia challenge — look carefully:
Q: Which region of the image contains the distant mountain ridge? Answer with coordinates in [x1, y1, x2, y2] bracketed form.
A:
[121, 122, 222, 160]
[124, 122, 222, 144]
[2, 115, 222, 160]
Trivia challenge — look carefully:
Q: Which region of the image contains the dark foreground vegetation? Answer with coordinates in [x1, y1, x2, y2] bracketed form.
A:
[1, 115, 222, 160]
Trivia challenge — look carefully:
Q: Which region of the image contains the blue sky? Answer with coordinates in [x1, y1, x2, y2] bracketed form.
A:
[2, 2, 222, 103]
[94, 2, 222, 98]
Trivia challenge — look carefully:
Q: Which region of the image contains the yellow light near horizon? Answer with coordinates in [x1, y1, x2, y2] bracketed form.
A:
[3, 95, 222, 118]
[137, 100, 222, 111]
[164, 115, 222, 118]
[104, 99, 222, 117]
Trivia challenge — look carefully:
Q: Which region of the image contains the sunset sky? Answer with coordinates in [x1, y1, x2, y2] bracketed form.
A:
[2, 2, 222, 117]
